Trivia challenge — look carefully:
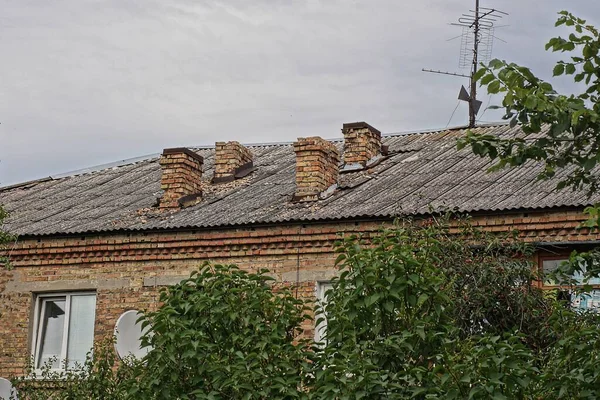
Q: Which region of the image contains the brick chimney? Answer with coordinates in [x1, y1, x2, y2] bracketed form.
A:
[213, 141, 253, 183]
[293, 136, 339, 201]
[342, 122, 383, 168]
[159, 148, 203, 209]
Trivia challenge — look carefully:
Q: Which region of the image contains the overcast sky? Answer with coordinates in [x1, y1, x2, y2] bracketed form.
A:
[1, 0, 598, 186]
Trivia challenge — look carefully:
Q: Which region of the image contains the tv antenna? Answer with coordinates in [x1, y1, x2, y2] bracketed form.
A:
[423, 0, 507, 128]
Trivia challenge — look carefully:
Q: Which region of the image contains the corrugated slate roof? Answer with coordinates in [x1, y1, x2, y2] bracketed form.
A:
[1, 124, 597, 237]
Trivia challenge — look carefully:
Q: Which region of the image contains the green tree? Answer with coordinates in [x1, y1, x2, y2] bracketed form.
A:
[458, 11, 600, 198]
[11, 265, 312, 400]
[457, 9, 600, 302]
[133, 264, 312, 400]
[311, 220, 453, 398]
[311, 218, 551, 399]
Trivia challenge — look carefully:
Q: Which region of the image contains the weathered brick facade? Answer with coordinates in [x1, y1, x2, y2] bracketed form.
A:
[0, 208, 597, 376]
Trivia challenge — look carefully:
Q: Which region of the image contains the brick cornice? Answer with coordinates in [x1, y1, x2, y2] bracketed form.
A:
[4, 223, 376, 267]
[2, 210, 598, 267]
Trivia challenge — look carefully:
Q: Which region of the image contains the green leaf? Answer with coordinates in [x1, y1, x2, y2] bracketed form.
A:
[489, 59, 505, 69]
[583, 158, 597, 171]
[480, 73, 495, 85]
[525, 95, 537, 109]
[488, 80, 501, 94]
[553, 63, 565, 76]
[473, 68, 487, 81]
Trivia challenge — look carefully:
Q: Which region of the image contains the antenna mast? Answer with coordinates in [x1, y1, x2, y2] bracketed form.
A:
[469, 0, 480, 128]
[423, 1, 507, 128]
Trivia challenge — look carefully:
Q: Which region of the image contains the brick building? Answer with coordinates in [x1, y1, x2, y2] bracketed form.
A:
[1, 122, 599, 377]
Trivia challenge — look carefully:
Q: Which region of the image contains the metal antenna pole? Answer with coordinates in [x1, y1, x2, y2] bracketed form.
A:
[422, 1, 506, 128]
[469, 0, 479, 128]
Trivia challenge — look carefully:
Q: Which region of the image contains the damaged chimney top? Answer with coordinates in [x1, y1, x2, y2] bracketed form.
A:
[213, 141, 254, 183]
[293, 136, 339, 202]
[159, 148, 203, 209]
[342, 122, 383, 169]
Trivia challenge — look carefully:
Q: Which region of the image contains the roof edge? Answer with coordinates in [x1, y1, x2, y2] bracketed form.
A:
[6, 204, 587, 239]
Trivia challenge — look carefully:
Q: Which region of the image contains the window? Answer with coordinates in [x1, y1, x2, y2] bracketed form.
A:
[540, 255, 600, 311]
[314, 282, 332, 344]
[32, 292, 96, 370]
[541, 256, 600, 287]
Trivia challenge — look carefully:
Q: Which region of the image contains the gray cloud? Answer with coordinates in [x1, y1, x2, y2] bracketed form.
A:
[1, 0, 599, 186]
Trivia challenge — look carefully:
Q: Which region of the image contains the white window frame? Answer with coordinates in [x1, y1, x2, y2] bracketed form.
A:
[314, 281, 333, 345]
[31, 291, 97, 371]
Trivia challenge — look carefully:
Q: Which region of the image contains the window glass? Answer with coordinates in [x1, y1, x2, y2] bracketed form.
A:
[314, 282, 333, 344]
[572, 290, 600, 311]
[542, 258, 600, 286]
[542, 257, 600, 312]
[37, 298, 66, 369]
[34, 293, 96, 370]
[542, 259, 565, 286]
[67, 294, 96, 368]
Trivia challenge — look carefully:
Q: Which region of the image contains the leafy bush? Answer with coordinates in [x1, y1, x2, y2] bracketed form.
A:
[10, 339, 137, 400]
[311, 217, 552, 399]
[132, 264, 312, 400]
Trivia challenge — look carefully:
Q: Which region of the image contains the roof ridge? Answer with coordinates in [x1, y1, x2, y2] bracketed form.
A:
[1, 121, 510, 191]
[0, 153, 160, 191]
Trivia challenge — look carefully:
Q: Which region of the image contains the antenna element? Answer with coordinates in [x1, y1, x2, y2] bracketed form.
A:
[423, 1, 507, 127]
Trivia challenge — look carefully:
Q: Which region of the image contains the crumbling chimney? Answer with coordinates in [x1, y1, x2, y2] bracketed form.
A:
[342, 122, 383, 168]
[159, 148, 203, 209]
[213, 141, 253, 183]
[293, 136, 339, 201]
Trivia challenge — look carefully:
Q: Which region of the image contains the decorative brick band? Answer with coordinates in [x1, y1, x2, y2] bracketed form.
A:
[2, 211, 596, 267]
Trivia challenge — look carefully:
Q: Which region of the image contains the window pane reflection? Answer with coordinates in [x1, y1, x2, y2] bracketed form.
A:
[67, 295, 96, 368]
[38, 299, 66, 369]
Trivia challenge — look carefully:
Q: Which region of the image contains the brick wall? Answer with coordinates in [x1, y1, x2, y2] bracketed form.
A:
[0, 208, 598, 376]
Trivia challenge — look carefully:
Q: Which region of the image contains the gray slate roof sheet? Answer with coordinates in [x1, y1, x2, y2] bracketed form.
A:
[1, 124, 598, 236]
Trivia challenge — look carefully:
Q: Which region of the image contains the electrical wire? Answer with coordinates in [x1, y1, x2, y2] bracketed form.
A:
[476, 94, 493, 123]
[445, 101, 461, 129]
